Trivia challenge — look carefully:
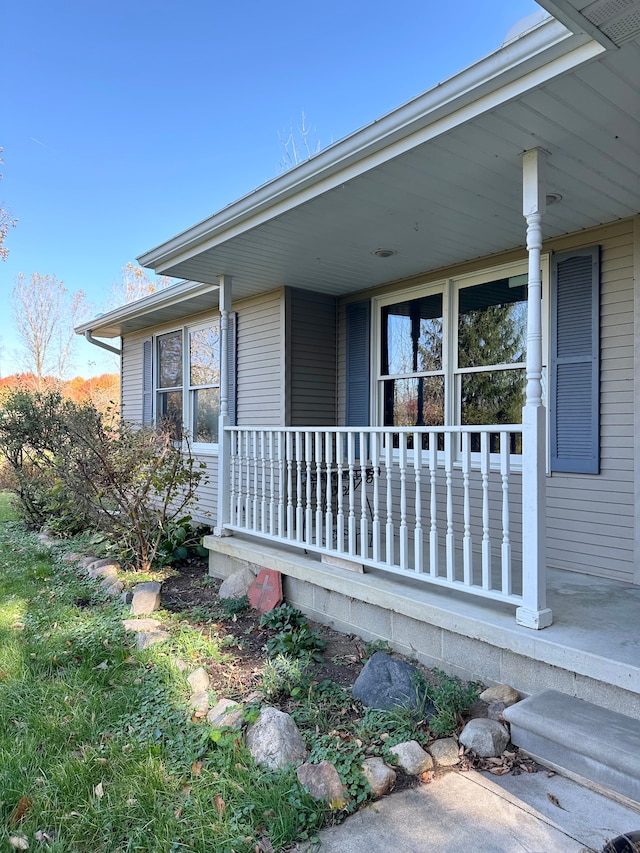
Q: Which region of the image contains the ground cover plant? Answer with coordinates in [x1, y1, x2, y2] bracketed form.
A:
[0, 494, 484, 852]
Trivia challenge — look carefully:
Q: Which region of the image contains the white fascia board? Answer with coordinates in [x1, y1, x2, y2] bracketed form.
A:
[74, 279, 217, 337]
[138, 18, 598, 275]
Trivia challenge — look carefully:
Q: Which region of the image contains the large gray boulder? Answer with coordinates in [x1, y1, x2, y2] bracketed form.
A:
[130, 581, 162, 615]
[459, 718, 510, 757]
[245, 706, 307, 769]
[219, 567, 255, 599]
[297, 761, 347, 805]
[352, 652, 436, 716]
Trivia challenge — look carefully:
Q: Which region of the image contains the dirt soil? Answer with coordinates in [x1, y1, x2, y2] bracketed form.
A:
[160, 557, 543, 785]
[161, 556, 367, 697]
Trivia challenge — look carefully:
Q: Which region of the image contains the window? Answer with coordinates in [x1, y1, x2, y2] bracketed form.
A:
[372, 261, 535, 451]
[153, 321, 221, 444]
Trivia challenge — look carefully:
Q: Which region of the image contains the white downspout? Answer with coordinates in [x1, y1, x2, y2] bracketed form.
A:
[84, 330, 121, 356]
[517, 148, 553, 629]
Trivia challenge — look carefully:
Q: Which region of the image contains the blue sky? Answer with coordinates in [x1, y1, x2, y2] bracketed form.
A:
[2, 0, 540, 377]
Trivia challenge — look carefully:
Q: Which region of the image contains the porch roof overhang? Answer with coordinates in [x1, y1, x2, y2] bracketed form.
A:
[75, 279, 219, 339]
[135, 10, 639, 304]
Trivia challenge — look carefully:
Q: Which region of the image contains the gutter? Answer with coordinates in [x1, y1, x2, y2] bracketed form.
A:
[84, 330, 121, 356]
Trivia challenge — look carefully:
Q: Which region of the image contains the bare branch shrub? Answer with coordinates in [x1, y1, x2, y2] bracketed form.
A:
[0, 389, 206, 570]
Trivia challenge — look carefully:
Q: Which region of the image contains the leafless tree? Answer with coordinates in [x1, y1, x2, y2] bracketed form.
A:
[278, 111, 325, 172]
[108, 261, 173, 308]
[12, 272, 86, 389]
[0, 148, 17, 261]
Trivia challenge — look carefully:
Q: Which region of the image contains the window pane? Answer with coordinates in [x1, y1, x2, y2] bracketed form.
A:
[190, 326, 220, 387]
[383, 376, 444, 427]
[382, 294, 443, 375]
[158, 332, 182, 388]
[158, 390, 183, 439]
[192, 388, 220, 443]
[458, 278, 527, 369]
[460, 369, 525, 427]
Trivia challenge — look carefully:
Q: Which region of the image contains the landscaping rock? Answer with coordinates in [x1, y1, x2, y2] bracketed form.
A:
[487, 701, 508, 721]
[189, 691, 210, 716]
[78, 555, 100, 569]
[89, 564, 119, 580]
[61, 552, 84, 563]
[136, 630, 170, 650]
[459, 718, 510, 757]
[479, 684, 520, 707]
[103, 580, 124, 597]
[85, 557, 119, 572]
[389, 740, 434, 776]
[187, 667, 210, 694]
[130, 581, 162, 615]
[428, 737, 460, 767]
[218, 567, 255, 600]
[352, 652, 436, 716]
[122, 618, 162, 633]
[245, 707, 307, 770]
[207, 698, 244, 730]
[361, 757, 396, 797]
[297, 761, 347, 806]
[99, 573, 120, 591]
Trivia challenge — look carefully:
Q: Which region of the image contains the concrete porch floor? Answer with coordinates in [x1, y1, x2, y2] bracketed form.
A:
[205, 532, 640, 718]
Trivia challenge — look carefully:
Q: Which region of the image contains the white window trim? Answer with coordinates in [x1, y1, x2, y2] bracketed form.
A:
[152, 315, 221, 453]
[371, 256, 550, 469]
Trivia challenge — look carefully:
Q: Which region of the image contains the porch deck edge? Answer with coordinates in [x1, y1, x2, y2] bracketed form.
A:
[203, 533, 640, 715]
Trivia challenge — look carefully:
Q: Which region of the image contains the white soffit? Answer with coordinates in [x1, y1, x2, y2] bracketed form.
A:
[537, 0, 640, 46]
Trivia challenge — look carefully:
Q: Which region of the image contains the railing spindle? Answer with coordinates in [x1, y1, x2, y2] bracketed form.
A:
[462, 431, 472, 586]
[501, 431, 512, 596]
[481, 431, 491, 590]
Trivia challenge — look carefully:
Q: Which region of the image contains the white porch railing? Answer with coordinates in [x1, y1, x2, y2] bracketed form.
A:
[225, 425, 525, 607]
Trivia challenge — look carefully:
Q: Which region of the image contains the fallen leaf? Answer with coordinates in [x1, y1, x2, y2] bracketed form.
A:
[191, 761, 203, 776]
[9, 796, 32, 827]
[8, 836, 29, 850]
[174, 808, 182, 818]
[34, 830, 55, 843]
[214, 795, 226, 817]
[547, 793, 565, 810]
[95, 757, 108, 765]
[94, 781, 104, 799]
[95, 661, 108, 671]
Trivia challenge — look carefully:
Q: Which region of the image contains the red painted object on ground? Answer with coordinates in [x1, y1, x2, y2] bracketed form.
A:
[248, 568, 283, 613]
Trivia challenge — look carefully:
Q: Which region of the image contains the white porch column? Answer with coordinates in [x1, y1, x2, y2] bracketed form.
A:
[517, 149, 553, 629]
[215, 274, 233, 537]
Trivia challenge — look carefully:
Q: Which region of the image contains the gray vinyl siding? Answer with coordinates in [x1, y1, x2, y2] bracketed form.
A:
[236, 290, 285, 426]
[287, 289, 337, 427]
[335, 218, 637, 584]
[546, 219, 635, 583]
[120, 332, 147, 424]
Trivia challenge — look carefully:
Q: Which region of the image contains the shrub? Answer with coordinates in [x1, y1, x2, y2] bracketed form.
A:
[0, 389, 206, 569]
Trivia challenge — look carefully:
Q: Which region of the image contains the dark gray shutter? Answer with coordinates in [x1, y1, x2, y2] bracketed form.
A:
[227, 312, 237, 426]
[142, 338, 153, 426]
[346, 301, 371, 427]
[550, 246, 600, 474]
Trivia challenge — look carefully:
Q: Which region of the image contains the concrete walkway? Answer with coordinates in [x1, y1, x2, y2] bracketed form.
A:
[292, 769, 640, 853]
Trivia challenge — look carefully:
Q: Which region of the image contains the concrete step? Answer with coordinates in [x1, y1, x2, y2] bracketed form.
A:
[504, 689, 640, 806]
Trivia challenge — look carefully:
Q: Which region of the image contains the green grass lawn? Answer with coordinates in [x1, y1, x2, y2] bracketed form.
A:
[0, 495, 324, 853]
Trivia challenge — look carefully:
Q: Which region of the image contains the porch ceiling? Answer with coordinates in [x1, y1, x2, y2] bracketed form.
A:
[139, 22, 640, 303]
